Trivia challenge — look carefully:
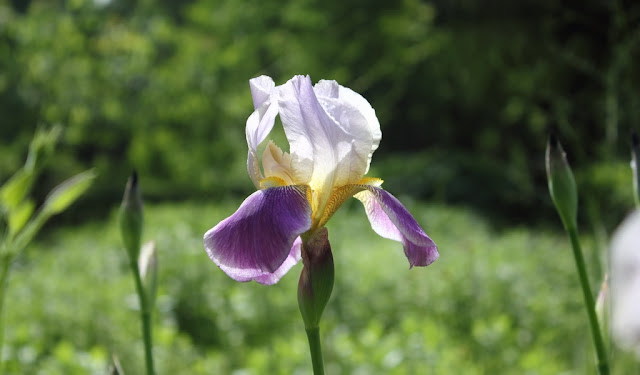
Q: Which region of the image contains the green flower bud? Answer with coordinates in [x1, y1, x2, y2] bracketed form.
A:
[119, 171, 143, 261]
[546, 134, 578, 230]
[24, 126, 62, 173]
[298, 228, 334, 329]
[138, 241, 158, 310]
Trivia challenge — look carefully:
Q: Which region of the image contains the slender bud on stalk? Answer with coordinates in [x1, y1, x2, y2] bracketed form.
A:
[138, 241, 158, 310]
[631, 131, 640, 208]
[119, 171, 143, 261]
[25, 126, 62, 173]
[298, 228, 334, 329]
[546, 134, 578, 230]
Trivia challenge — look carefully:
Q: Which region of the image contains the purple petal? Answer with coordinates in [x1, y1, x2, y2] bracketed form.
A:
[204, 186, 312, 284]
[355, 187, 438, 267]
[221, 237, 302, 285]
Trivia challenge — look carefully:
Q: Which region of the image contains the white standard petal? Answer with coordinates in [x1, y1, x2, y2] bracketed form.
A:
[250, 75, 275, 110]
[334, 83, 381, 173]
[611, 210, 640, 357]
[314, 80, 380, 181]
[278, 75, 378, 219]
[245, 78, 279, 188]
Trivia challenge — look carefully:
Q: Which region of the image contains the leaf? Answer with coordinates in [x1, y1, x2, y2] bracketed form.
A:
[0, 169, 34, 211]
[42, 170, 97, 216]
[8, 199, 35, 237]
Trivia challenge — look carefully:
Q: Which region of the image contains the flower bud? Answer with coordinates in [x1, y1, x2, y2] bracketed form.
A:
[138, 241, 158, 310]
[546, 134, 578, 230]
[119, 171, 143, 261]
[631, 130, 640, 208]
[24, 125, 62, 173]
[298, 228, 334, 329]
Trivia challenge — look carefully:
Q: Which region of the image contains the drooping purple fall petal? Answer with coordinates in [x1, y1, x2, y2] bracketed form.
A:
[355, 187, 439, 267]
[229, 237, 302, 285]
[204, 185, 312, 284]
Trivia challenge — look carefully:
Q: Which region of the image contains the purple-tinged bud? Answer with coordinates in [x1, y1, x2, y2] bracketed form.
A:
[298, 228, 334, 329]
[546, 134, 578, 230]
[631, 130, 640, 208]
[119, 171, 143, 261]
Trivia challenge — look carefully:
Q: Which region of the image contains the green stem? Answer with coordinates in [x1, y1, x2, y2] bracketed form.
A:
[305, 327, 325, 375]
[129, 261, 155, 375]
[567, 227, 609, 375]
[0, 255, 11, 375]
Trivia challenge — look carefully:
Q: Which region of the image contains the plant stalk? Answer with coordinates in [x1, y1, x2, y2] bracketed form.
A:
[305, 327, 325, 375]
[567, 227, 609, 375]
[129, 260, 155, 375]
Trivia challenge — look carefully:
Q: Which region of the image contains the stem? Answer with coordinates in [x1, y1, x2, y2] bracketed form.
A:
[130, 261, 155, 375]
[567, 227, 609, 375]
[0, 255, 11, 375]
[305, 327, 325, 375]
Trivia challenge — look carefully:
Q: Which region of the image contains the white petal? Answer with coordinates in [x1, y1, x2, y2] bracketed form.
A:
[314, 79, 339, 98]
[611, 210, 640, 357]
[245, 77, 279, 188]
[262, 141, 295, 185]
[250, 75, 275, 110]
[278, 76, 379, 219]
[334, 84, 381, 173]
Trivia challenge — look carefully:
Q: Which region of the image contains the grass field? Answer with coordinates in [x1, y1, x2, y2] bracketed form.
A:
[3, 199, 637, 374]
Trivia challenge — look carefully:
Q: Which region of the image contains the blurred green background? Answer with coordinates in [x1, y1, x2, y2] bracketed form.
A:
[1, 0, 639, 373]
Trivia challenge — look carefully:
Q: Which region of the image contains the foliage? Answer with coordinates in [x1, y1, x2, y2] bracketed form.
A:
[3, 201, 637, 374]
[1, 1, 637, 225]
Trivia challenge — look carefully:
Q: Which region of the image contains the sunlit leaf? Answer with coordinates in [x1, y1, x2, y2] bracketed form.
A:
[42, 170, 96, 216]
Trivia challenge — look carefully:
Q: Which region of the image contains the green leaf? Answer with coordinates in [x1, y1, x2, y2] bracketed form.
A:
[0, 169, 35, 211]
[8, 199, 35, 237]
[42, 170, 96, 216]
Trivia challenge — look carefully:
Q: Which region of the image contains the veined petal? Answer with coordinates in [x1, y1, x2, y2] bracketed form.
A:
[315, 80, 381, 175]
[355, 187, 438, 267]
[278, 75, 338, 187]
[221, 237, 302, 285]
[203, 185, 312, 284]
[278, 76, 377, 218]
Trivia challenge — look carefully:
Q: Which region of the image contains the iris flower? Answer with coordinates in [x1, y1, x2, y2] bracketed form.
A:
[204, 75, 438, 285]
